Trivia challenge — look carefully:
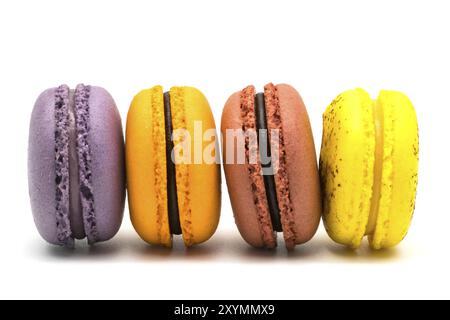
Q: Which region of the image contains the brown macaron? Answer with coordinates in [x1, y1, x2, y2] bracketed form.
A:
[221, 83, 321, 249]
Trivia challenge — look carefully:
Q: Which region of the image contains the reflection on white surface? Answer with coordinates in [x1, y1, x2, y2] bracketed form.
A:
[30, 227, 405, 263]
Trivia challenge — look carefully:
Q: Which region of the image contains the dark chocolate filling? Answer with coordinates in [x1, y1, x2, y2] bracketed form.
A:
[254, 93, 282, 232]
[163, 92, 182, 235]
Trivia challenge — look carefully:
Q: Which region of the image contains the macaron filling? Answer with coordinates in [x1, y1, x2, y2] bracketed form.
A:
[53, 84, 98, 246]
[163, 91, 182, 235]
[254, 93, 282, 232]
[68, 89, 84, 239]
[366, 99, 384, 236]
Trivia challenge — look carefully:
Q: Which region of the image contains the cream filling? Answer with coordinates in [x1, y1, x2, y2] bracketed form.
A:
[68, 89, 84, 239]
[365, 99, 384, 236]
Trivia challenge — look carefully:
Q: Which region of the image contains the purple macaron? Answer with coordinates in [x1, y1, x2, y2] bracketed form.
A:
[28, 84, 125, 247]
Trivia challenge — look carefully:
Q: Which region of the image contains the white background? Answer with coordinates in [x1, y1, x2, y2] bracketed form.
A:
[0, 0, 448, 299]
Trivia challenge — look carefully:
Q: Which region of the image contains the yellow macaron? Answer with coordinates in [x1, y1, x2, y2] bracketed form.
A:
[126, 85, 221, 247]
[319, 89, 419, 249]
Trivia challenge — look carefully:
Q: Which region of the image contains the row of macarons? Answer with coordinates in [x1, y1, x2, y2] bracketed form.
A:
[28, 83, 419, 250]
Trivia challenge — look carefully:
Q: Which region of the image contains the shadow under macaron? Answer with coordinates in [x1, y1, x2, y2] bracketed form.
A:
[29, 229, 404, 263]
[325, 241, 402, 262]
[37, 238, 124, 261]
[129, 232, 226, 262]
[221, 230, 329, 261]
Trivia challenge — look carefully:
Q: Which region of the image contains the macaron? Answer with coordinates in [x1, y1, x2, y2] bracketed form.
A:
[126, 85, 221, 247]
[319, 88, 419, 249]
[28, 84, 125, 247]
[221, 83, 321, 249]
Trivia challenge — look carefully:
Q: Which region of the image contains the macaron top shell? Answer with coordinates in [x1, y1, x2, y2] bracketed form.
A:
[276, 84, 322, 244]
[320, 89, 375, 248]
[171, 87, 221, 246]
[87, 86, 125, 241]
[126, 86, 172, 246]
[371, 90, 418, 249]
[29, 88, 60, 244]
[320, 88, 418, 249]
[222, 89, 273, 247]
